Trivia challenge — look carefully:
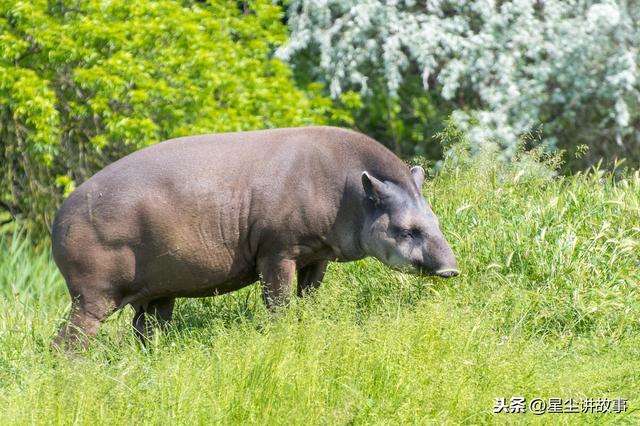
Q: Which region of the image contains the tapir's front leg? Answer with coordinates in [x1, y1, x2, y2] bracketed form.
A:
[257, 257, 296, 310]
[297, 260, 328, 297]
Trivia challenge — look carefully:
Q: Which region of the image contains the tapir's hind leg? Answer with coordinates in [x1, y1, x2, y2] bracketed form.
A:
[53, 291, 118, 351]
[52, 234, 137, 351]
[132, 297, 175, 343]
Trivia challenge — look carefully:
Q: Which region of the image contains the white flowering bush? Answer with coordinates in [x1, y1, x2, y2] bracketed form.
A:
[279, 0, 640, 164]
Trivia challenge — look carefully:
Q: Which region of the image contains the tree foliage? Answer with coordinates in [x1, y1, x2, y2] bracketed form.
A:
[0, 0, 348, 231]
[279, 0, 640, 166]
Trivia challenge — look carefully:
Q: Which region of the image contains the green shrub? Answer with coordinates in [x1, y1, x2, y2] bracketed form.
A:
[0, 0, 349, 233]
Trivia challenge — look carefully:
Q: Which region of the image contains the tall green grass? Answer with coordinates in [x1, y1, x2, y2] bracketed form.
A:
[0, 143, 638, 424]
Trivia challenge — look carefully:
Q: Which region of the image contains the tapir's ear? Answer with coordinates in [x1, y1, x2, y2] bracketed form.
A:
[361, 171, 388, 204]
[410, 166, 425, 189]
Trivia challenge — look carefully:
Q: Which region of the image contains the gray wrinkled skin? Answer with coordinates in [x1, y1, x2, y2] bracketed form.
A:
[51, 126, 458, 348]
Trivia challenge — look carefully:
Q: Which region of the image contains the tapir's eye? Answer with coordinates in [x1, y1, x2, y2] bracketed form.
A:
[398, 229, 415, 240]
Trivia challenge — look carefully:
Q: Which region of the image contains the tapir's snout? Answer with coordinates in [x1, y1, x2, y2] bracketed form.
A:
[413, 260, 460, 278]
[417, 234, 460, 278]
[434, 268, 460, 278]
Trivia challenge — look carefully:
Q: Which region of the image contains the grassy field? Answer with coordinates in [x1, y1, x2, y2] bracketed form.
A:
[0, 144, 638, 425]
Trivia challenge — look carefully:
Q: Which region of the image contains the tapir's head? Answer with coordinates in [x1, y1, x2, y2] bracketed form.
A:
[359, 166, 459, 278]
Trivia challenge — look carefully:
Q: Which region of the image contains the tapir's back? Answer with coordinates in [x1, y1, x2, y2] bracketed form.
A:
[87, 125, 405, 190]
[55, 127, 409, 236]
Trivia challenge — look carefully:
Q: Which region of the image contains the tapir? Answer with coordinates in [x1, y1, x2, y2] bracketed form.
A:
[51, 126, 459, 347]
